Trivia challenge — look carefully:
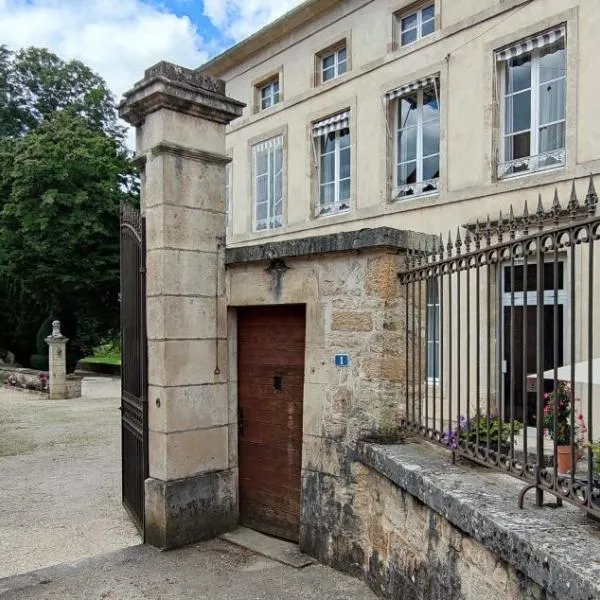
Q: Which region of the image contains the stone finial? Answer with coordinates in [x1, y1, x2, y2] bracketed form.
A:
[52, 320, 62, 337]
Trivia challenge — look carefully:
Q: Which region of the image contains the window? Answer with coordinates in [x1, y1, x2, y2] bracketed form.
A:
[321, 46, 347, 82]
[312, 111, 351, 216]
[252, 136, 283, 231]
[259, 79, 280, 110]
[390, 78, 440, 199]
[398, 4, 435, 46]
[497, 28, 566, 178]
[426, 280, 440, 380]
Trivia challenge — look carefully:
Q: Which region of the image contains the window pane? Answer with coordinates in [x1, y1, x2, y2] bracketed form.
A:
[398, 161, 417, 185]
[272, 91, 280, 105]
[320, 182, 335, 206]
[427, 343, 439, 378]
[505, 131, 531, 161]
[340, 147, 351, 179]
[398, 126, 417, 162]
[256, 201, 267, 221]
[338, 60, 347, 76]
[273, 171, 282, 204]
[338, 47, 346, 62]
[399, 94, 418, 128]
[340, 178, 350, 201]
[339, 128, 350, 148]
[322, 132, 336, 154]
[427, 280, 439, 303]
[274, 146, 283, 172]
[322, 67, 335, 82]
[421, 19, 435, 37]
[422, 121, 440, 157]
[504, 90, 531, 133]
[261, 95, 271, 110]
[256, 149, 268, 175]
[538, 77, 565, 125]
[539, 122, 565, 153]
[539, 43, 566, 84]
[273, 81, 279, 94]
[322, 54, 335, 69]
[401, 13, 417, 31]
[422, 5, 435, 20]
[422, 90, 439, 122]
[506, 55, 531, 94]
[401, 29, 417, 45]
[320, 152, 335, 185]
[423, 155, 440, 181]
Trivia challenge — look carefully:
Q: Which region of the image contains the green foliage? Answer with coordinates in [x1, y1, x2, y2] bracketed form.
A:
[461, 413, 522, 447]
[0, 46, 138, 365]
[35, 316, 53, 355]
[30, 354, 49, 371]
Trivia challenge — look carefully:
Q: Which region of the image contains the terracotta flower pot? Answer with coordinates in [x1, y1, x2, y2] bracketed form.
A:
[556, 445, 574, 474]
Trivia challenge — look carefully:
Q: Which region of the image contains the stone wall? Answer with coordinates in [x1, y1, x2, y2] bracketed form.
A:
[302, 440, 600, 600]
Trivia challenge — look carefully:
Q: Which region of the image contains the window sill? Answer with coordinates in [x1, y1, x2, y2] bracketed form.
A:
[497, 150, 565, 181]
[315, 206, 351, 219]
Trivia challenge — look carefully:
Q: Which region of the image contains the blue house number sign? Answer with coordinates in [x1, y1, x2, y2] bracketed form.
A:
[334, 353, 350, 367]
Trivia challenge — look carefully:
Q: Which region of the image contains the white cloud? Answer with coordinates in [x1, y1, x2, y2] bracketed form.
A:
[203, 0, 306, 42]
[0, 0, 210, 102]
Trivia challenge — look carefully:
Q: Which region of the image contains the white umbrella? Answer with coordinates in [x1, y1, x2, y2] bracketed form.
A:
[530, 358, 600, 385]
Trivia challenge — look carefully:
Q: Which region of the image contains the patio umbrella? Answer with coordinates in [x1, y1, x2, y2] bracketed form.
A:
[539, 358, 600, 385]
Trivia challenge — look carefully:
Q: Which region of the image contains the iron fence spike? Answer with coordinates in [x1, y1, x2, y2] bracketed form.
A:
[586, 174, 598, 215]
[568, 181, 579, 218]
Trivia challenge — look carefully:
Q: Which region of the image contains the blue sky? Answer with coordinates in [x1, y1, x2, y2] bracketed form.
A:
[0, 0, 305, 99]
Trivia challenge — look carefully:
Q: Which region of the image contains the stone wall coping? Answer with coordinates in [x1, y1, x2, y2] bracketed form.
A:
[118, 62, 245, 127]
[357, 441, 600, 600]
[225, 227, 436, 265]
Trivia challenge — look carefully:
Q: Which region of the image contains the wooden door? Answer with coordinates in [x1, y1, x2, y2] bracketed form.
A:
[237, 305, 305, 542]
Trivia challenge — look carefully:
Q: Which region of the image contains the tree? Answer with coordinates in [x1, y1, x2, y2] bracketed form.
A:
[0, 47, 137, 365]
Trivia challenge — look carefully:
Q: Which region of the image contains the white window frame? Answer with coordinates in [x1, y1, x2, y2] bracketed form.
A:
[498, 39, 566, 179]
[397, 3, 435, 47]
[393, 86, 440, 200]
[259, 79, 280, 111]
[316, 128, 351, 217]
[426, 279, 440, 382]
[321, 46, 347, 83]
[252, 136, 284, 231]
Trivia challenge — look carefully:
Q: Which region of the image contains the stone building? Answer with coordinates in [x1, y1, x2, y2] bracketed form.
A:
[118, 1, 600, 598]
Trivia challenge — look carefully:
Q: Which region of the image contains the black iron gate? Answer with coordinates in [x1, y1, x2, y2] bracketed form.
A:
[120, 203, 148, 535]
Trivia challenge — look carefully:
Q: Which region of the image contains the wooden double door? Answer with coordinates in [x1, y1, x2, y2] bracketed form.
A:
[237, 305, 305, 541]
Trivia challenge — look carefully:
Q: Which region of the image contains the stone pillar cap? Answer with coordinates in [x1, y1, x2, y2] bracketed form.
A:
[118, 60, 245, 127]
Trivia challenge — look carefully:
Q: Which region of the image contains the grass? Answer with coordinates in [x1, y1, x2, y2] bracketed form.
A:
[81, 349, 121, 366]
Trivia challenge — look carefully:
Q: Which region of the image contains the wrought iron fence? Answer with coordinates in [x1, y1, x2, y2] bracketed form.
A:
[399, 176, 600, 518]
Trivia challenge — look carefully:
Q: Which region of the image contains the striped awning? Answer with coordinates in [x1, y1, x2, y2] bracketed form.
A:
[312, 111, 350, 137]
[495, 27, 565, 62]
[385, 75, 439, 102]
[253, 135, 282, 153]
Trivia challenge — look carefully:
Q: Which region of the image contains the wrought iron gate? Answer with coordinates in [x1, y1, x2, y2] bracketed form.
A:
[120, 203, 148, 535]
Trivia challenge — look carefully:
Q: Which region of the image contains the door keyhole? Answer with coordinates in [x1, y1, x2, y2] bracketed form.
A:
[273, 376, 283, 391]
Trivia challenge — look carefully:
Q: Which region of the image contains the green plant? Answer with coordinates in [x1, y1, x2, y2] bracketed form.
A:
[543, 382, 586, 446]
[29, 316, 53, 370]
[584, 441, 600, 477]
[443, 412, 522, 449]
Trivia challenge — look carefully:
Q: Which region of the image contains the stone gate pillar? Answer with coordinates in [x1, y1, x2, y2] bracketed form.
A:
[119, 62, 244, 549]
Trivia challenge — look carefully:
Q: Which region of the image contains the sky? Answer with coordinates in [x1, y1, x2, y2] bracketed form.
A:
[0, 0, 306, 102]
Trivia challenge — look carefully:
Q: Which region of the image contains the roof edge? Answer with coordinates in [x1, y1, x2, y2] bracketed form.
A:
[198, 0, 342, 77]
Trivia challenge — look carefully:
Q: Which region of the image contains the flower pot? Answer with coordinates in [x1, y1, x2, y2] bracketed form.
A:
[556, 445, 574, 474]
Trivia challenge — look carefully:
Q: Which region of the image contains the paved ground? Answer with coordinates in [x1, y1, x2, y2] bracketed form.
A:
[0, 378, 141, 579]
[0, 539, 379, 599]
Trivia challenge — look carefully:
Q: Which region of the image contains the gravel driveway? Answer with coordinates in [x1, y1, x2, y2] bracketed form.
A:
[0, 378, 140, 578]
